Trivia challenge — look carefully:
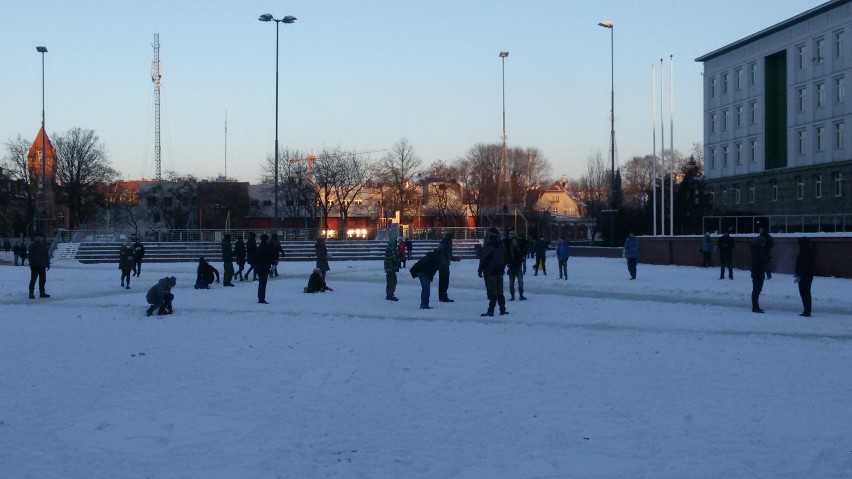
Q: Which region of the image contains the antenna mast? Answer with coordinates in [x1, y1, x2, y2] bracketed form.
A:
[151, 34, 162, 181]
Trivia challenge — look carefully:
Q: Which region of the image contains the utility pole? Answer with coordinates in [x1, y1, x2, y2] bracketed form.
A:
[151, 34, 164, 226]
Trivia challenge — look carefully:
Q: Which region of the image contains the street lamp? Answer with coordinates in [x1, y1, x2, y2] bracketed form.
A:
[499, 51, 509, 230]
[36, 46, 48, 236]
[598, 20, 616, 246]
[258, 13, 297, 229]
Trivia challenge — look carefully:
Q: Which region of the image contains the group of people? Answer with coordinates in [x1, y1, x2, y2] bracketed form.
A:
[117, 238, 145, 289]
[749, 226, 814, 316]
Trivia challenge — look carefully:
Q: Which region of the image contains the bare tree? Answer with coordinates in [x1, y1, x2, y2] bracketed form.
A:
[374, 139, 422, 222]
[456, 143, 501, 226]
[509, 147, 553, 208]
[53, 128, 118, 228]
[102, 181, 141, 233]
[1, 135, 36, 226]
[422, 159, 466, 226]
[330, 151, 373, 233]
[621, 155, 655, 209]
[261, 148, 317, 227]
[577, 151, 609, 217]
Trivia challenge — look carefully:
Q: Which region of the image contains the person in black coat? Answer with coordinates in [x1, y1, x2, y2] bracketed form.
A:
[270, 233, 285, 278]
[304, 267, 333, 293]
[409, 249, 441, 310]
[27, 234, 50, 299]
[254, 233, 275, 303]
[533, 236, 549, 275]
[221, 234, 235, 286]
[505, 235, 527, 301]
[119, 238, 135, 289]
[12, 241, 21, 266]
[477, 227, 507, 317]
[794, 237, 815, 317]
[717, 228, 735, 280]
[749, 234, 769, 313]
[146, 276, 176, 316]
[245, 232, 258, 281]
[315, 238, 330, 281]
[437, 232, 460, 302]
[194, 257, 220, 289]
[234, 236, 247, 281]
[759, 226, 774, 279]
[133, 240, 145, 277]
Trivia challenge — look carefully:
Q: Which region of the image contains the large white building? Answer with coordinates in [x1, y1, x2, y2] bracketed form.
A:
[696, 0, 852, 222]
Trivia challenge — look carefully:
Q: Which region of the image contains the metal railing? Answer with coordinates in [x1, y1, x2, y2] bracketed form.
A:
[703, 214, 852, 234]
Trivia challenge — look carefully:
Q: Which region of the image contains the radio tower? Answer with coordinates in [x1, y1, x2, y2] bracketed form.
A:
[151, 34, 162, 181]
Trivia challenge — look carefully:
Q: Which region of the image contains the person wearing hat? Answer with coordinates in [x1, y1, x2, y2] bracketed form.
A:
[146, 276, 176, 316]
[505, 235, 527, 301]
[477, 227, 508, 317]
[221, 234, 236, 286]
[794, 237, 815, 317]
[533, 236, 549, 276]
[717, 228, 735, 280]
[437, 232, 460, 302]
[27, 233, 50, 299]
[305, 267, 333, 293]
[119, 238, 135, 289]
[759, 225, 774, 279]
[623, 232, 640, 280]
[315, 238, 330, 281]
[700, 232, 713, 268]
[194, 257, 220, 289]
[384, 239, 401, 301]
[132, 239, 145, 277]
[409, 249, 441, 310]
[749, 233, 769, 313]
[255, 233, 274, 303]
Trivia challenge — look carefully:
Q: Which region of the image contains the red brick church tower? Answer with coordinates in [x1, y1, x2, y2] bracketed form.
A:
[27, 126, 57, 236]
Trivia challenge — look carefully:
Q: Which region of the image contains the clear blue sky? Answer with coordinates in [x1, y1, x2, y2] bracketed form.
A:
[1, 0, 821, 183]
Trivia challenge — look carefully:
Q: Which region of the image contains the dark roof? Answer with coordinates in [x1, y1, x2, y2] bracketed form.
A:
[695, 0, 851, 63]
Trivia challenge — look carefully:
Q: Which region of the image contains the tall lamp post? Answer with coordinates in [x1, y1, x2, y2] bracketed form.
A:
[598, 21, 616, 246]
[36, 46, 48, 236]
[258, 13, 296, 229]
[499, 51, 509, 232]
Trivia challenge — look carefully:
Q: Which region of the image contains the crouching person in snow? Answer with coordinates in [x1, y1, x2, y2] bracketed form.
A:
[194, 257, 220, 289]
[146, 276, 176, 316]
[304, 268, 333, 293]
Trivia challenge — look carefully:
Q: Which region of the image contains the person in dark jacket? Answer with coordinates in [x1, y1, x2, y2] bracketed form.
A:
[146, 276, 176, 316]
[409, 249, 441, 310]
[478, 227, 507, 316]
[315, 238, 330, 281]
[506, 235, 527, 301]
[133, 240, 145, 277]
[234, 236, 247, 281]
[245, 232, 258, 281]
[760, 226, 774, 279]
[270, 233, 284, 278]
[794, 237, 815, 317]
[384, 240, 401, 301]
[12, 241, 21, 266]
[749, 234, 769, 313]
[221, 234, 235, 287]
[624, 232, 640, 280]
[700, 232, 713, 268]
[437, 232, 460, 302]
[533, 236, 549, 275]
[254, 233, 275, 303]
[19, 240, 28, 266]
[3, 238, 9, 252]
[397, 238, 407, 268]
[717, 228, 735, 280]
[305, 267, 333, 293]
[556, 237, 571, 280]
[119, 238, 135, 289]
[405, 237, 413, 259]
[27, 234, 50, 299]
[194, 257, 220, 289]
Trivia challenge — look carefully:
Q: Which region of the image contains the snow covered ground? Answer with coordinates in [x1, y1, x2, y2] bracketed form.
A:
[1, 251, 851, 478]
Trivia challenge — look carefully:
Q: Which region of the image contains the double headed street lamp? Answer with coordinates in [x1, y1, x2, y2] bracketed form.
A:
[36, 46, 48, 235]
[499, 51, 509, 232]
[598, 20, 616, 246]
[258, 13, 296, 229]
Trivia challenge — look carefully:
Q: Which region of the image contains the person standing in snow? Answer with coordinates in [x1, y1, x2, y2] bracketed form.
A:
[624, 232, 640, 280]
[12, 241, 21, 266]
[437, 232, 460, 302]
[700, 232, 713, 268]
[244, 232, 257, 281]
[119, 238, 135, 289]
[405, 237, 413, 259]
[478, 227, 507, 317]
[717, 228, 735, 280]
[556, 237, 571, 280]
[749, 234, 769, 313]
[146, 276, 175, 316]
[533, 236, 549, 276]
[759, 226, 774, 279]
[27, 234, 50, 299]
[270, 233, 284, 278]
[384, 240, 401, 301]
[794, 237, 815, 317]
[409, 249, 441, 310]
[234, 236, 247, 281]
[133, 239, 145, 277]
[254, 233, 274, 303]
[397, 238, 407, 268]
[315, 238, 330, 281]
[221, 234, 235, 287]
[506, 235, 527, 301]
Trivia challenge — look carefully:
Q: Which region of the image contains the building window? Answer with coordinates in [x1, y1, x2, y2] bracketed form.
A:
[771, 180, 778, 201]
[735, 68, 743, 90]
[750, 139, 757, 162]
[797, 44, 806, 69]
[796, 176, 804, 200]
[734, 183, 741, 204]
[722, 145, 729, 166]
[835, 172, 844, 196]
[798, 87, 807, 111]
[710, 112, 716, 133]
[815, 175, 823, 199]
[835, 121, 845, 148]
[709, 77, 716, 98]
[797, 130, 806, 154]
[816, 38, 826, 63]
[736, 143, 743, 165]
[835, 77, 845, 103]
[710, 148, 716, 168]
[749, 63, 757, 85]
[749, 101, 757, 124]
[735, 105, 743, 127]
[722, 73, 729, 94]
[721, 186, 728, 205]
[723, 110, 729, 130]
[816, 82, 825, 108]
[835, 30, 844, 58]
[816, 126, 825, 151]
[748, 182, 755, 203]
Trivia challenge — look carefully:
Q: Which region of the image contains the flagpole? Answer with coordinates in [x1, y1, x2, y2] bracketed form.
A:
[652, 64, 657, 236]
[659, 58, 665, 235]
[669, 55, 675, 236]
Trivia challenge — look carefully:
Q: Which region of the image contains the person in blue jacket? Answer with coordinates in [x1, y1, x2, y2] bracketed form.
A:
[623, 232, 640, 280]
[556, 237, 571, 280]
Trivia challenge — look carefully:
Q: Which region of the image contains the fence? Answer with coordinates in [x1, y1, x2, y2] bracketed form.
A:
[702, 214, 852, 235]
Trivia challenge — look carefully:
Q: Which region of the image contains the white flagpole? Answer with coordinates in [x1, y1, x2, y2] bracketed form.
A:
[660, 58, 665, 235]
[669, 55, 675, 236]
[652, 64, 657, 236]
